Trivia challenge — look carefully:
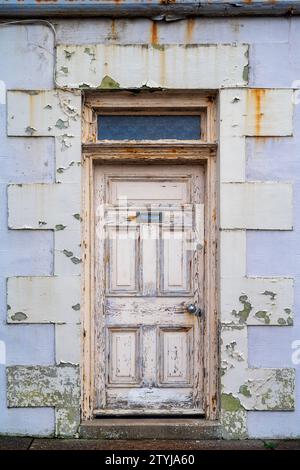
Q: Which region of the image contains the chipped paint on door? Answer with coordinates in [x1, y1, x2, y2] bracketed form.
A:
[94, 164, 205, 414]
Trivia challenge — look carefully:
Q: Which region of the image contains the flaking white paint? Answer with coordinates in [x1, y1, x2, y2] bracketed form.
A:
[7, 90, 81, 137]
[221, 277, 294, 325]
[7, 276, 80, 324]
[56, 44, 249, 89]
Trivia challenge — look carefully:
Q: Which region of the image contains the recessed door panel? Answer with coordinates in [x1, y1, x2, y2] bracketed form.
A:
[159, 327, 193, 386]
[109, 178, 190, 205]
[107, 226, 139, 294]
[161, 229, 192, 295]
[107, 328, 141, 386]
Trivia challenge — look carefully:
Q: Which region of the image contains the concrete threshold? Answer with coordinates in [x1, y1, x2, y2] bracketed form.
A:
[80, 419, 221, 440]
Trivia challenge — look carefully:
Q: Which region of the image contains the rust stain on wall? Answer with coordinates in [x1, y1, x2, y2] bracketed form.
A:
[111, 19, 116, 40]
[248, 89, 266, 136]
[151, 22, 158, 45]
[159, 45, 166, 86]
[107, 19, 120, 41]
[185, 18, 196, 43]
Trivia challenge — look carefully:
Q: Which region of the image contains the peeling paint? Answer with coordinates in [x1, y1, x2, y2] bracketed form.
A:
[221, 393, 243, 412]
[7, 365, 80, 437]
[55, 224, 66, 231]
[63, 250, 73, 258]
[64, 50, 75, 60]
[242, 48, 249, 83]
[225, 341, 244, 361]
[98, 75, 120, 89]
[11, 312, 27, 322]
[55, 118, 69, 130]
[262, 290, 276, 301]
[84, 46, 96, 61]
[231, 295, 252, 324]
[25, 126, 37, 136]
[255, 310, 271, 324]
[7, 276, 81, 325]
[60, 66, 69, 75]
[222, 276, 294, 326]
[238, 369, 295, 411]
[56, 44, 248, 89]
[239, 384, 251, 398]
[221, 409, 248, 440]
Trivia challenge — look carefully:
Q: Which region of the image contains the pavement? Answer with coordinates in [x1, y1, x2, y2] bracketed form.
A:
[0, 437, 300, 450]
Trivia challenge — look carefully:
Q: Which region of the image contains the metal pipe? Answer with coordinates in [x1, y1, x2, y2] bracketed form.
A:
[0, 1, 300, 19]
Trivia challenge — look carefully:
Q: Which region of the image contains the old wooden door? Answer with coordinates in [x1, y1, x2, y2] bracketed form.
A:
[94, 164, 205, 415]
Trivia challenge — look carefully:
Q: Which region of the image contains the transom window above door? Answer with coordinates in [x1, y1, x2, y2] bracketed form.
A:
[82, 91, 215, 144]
[97, 115, 202, 140]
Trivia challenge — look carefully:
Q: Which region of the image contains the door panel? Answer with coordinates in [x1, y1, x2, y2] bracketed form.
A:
[94, 164, 205, 414]
[109, 178, 190, 204]
[107, 328, 141, 386]
[107, 226, 139, 294]
[159, 327, 193, 386]
[161, 228, 192, 294]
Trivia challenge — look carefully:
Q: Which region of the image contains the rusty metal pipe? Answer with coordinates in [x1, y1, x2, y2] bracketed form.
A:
[0, 1, 300, 19]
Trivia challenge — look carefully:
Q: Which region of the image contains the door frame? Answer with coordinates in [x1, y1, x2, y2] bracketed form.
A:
[81, 91, 219, 422]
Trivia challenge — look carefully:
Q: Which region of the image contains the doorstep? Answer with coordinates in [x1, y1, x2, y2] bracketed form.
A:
[79, 419, 222, 440]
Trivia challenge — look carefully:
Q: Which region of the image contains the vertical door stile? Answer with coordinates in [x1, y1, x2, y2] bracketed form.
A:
[94, 171, 106, 409]
[192, 172, 205, 409]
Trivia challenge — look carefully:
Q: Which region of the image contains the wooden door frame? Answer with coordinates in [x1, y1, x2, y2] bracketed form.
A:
[81, 91, 219, 422]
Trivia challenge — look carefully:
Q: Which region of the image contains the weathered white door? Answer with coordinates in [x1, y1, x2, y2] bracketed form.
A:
[94, 164, 205, 415]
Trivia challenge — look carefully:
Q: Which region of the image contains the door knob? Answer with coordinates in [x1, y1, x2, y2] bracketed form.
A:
[186, 303, 202, 317]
